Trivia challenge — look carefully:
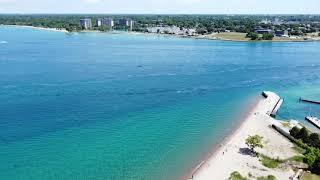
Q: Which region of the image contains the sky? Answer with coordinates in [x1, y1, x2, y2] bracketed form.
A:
[0, 0, 319, 14]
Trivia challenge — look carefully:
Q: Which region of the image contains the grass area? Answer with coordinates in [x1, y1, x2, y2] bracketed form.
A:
[259, 154, 284, 168]
[228, 171, 247, 180]
[287, 155, 305, 163]
[257, 175, 276, 180]
[301, 172, 320, 180]
[212, 32, 249, 41]
[259, 154, 305, 169]
[209, 32, 310, 42]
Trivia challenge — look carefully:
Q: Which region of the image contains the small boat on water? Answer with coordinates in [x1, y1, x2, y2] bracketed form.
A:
[306, 116, 320, 129]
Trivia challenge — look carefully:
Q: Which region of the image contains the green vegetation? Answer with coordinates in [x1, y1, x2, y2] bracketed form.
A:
[228, 171, 276, 180]
[246, 32, 259, 40]
[0, 15, 83, 32]
[288, 155, 305, 163]
[262, 33, 274, 40]
[290, 126, 320, 175]
[97, 26, 111, 32]
[228, 171, 247, 180]
[245, 135, 264, 155]
[259, 154, 284, 168]
[245, 32, 273, 41]
[258, 153, 304, 169]
[257, 175, 276, 180]
[290, 126, 320, 149]
[213, 32, 248, 41]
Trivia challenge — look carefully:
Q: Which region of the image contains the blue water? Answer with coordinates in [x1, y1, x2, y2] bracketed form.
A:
[0, 26, 320, 180]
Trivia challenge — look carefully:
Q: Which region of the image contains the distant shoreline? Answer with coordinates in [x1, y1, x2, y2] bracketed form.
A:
[0, 25, 68, 33]
[1, 25, 320, 42]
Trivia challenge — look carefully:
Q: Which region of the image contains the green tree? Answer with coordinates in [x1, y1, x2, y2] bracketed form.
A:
[262, 33, 274, 40]
[297, 127, 309, 142]
[309, 133, 320, 148]
[98, 26, 110, 32]
[290, 126, 300, 138]
[246, 135, 264, 155]
[228, 171, 247, 180]
[196, 28, 207, 35]
[257, 175, 276, 180]
[246, 32, 259, 40]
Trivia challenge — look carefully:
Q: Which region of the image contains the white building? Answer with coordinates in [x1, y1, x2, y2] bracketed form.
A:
[147, 26, 197, 36]
[97, 18, 102, 27]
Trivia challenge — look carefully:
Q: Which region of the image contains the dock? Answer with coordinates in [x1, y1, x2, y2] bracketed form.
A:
[271, 98, 284, 118]
[300, 98, 320, 105]
[305, 116, 320, 129]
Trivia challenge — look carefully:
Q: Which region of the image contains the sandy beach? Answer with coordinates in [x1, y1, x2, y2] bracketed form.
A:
[189, 91, 299, 180]
[1, 25, 68, 33]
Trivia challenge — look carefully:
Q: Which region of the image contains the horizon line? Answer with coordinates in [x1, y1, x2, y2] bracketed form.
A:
[1, 13, 320, 16]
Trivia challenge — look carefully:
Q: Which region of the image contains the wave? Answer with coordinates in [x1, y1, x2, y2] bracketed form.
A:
[0, 41, 8, 44]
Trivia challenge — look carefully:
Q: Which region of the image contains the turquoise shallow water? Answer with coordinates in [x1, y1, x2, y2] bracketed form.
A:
[0, 26, 320, 179]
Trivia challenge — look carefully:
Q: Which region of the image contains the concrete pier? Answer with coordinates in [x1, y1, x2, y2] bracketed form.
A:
[300, 98, 320, 105]
[271, 98, 284, 117]
[306, 116, 320, 129]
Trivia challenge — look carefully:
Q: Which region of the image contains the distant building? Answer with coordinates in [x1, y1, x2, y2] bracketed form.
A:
[260, 19, 272, 24]
[147, 26, 196, 36]
[273, 17, 282, 25]
[119, 18, 130, 26]
[119, 18, 134, 30]
[97, 18, 102, 27]
[254, 28, 273, 34]
[101, 18, 114, 28]
[275, 30, 289, 37]
[80, 18, 92, 30]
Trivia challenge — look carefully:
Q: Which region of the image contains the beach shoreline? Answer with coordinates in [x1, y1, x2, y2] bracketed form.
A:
[0, 25, 68, 33]
[187, 91, 298, 180]
[183, 94, 263, 180]
[1, 25, 319, 42]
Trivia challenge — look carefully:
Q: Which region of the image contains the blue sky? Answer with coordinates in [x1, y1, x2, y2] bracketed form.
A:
[0, 0, 319, 14]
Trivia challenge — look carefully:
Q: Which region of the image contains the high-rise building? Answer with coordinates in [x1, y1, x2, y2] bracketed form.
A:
[97, 18, 114, 28]
[101, 18, 114, 28]
[97, 18, 102, 27]
[119, 18, 134, 30]
[80, 18, 92, 30]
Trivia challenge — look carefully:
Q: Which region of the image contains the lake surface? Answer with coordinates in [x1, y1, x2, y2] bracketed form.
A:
[0, 26, 320, 180]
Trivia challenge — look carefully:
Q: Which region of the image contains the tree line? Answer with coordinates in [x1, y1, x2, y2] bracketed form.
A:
[290, 126, 320, 174]
[1, 14, 320, 34]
